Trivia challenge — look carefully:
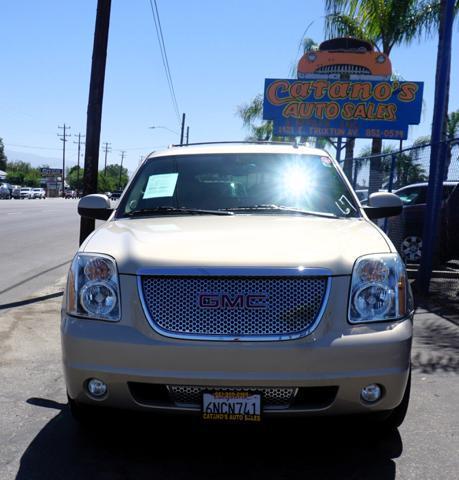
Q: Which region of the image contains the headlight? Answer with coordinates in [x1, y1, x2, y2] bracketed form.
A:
[349, 254, 413, 323]
[66, 254, 120, 321]
[376, 54, 386, 63]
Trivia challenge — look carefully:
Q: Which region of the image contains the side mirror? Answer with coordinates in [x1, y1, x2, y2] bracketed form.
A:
[363, 192, 402, 219]
[78, 194, 113, 220]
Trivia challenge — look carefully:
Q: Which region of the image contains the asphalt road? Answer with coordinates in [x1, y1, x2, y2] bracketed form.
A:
[0, 198, 81, 307]
[0, 275, 458, 479]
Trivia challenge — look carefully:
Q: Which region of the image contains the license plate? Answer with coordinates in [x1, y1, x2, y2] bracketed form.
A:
[202, 390, 262, 423]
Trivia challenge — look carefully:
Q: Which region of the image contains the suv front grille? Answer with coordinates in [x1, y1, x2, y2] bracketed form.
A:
[139, 275, 328, 340]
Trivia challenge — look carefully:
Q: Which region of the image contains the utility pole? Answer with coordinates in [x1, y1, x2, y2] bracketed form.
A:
[418, 0, 455, 294]
[80, 0, 112, 245]
[118, 151, 126, 190]
[74, 133, 85, 194]
[186, 126, 190, 145]
[102, 141, 111, 175]
[58, 124, 71, 197]
[180, 113, 186, 145]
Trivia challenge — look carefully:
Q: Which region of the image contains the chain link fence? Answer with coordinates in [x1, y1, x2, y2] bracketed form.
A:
[344, 138, 459, 305]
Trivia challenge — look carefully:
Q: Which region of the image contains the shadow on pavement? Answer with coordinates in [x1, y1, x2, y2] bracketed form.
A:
[17, 401, 402, 480]
[412, 315, 459, 374]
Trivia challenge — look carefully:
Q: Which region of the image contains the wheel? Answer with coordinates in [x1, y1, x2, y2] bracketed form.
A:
[401, 236, 422, 263]
[375, 369, 411, 429]
[385, 369, 411, 428]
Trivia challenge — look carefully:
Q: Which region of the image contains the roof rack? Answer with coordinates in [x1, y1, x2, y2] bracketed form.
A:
[169, 140, 307, 148]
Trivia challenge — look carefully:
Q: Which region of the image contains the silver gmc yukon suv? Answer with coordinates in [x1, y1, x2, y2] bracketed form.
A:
[62, 142, 413, 427]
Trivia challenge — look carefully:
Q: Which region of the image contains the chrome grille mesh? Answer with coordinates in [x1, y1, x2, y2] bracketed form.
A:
[169, 385, 296, 409]
[140, 276, 328, 339]
[316, 64, 371, 75]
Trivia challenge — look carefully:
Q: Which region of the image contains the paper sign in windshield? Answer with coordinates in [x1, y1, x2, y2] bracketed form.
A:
[143, 173, 178, 199]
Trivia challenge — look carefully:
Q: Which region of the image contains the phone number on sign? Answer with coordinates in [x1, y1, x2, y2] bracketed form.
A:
[365, 128, 406, 139]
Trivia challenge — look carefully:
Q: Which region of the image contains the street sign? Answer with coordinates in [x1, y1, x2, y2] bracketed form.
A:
[263, 78, 423, 140]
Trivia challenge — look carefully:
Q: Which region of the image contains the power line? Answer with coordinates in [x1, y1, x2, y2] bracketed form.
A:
[5, 143, 63, 151]
[148, 0, 180, 124]
[5, 142, 163, 152]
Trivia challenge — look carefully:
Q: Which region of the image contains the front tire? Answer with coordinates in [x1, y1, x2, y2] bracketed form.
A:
[384, 369, 411, 428]
[370, 369, 411, 429]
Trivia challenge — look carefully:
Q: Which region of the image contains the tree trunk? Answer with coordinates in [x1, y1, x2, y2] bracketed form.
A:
[368, 138, 383, 194]
[343, 138, 355, 181]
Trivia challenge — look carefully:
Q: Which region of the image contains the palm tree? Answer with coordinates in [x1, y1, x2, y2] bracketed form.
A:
[355, 142, 427, 189]
[403, 109, 459, 179]
[236, 94, 272, 141]
[445, 109, 459, 179]
[324, 0, 444, 193]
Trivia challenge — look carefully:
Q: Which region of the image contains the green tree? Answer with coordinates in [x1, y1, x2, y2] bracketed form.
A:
[445, 109, 459, 178]
[67, 166, 84, 191]
[402, 109, 459, 179]
[5, 160, 33, 185]
[23, 170, 41, 187]
[357, 143, 427, 188]
[324, 0, 452, 193]
[0, 138, 7, 171]
[98, 164, 128, 192]
[237, 94, 273, 141]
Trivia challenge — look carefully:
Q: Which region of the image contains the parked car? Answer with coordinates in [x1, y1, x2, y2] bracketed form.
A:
[32, 187, 46, 199]
[394, 181, 459, 262]
[0, 183, 12, 199]
[20, 187, 33, 199]
[109, 190, 123, 200]
[63, 142, 413, 429]
[65, 189, 76, 199]
[12, 185, 21, 199]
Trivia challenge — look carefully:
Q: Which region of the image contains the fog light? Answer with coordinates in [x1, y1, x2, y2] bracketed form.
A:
[87, 378, 107, 398]
[361, 384, 382, 403]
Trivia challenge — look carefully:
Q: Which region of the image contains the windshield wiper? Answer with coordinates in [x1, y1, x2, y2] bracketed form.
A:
[222, 205, 339, 218]
[124, 206, 233, 217]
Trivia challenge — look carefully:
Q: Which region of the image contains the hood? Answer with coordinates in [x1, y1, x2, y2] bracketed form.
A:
[82, 215, 391, 276]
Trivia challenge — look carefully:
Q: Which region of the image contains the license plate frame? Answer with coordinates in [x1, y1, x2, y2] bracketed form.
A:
[201, 390, 262, 423]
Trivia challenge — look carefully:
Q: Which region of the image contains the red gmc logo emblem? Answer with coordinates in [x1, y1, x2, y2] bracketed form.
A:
[198, 293, 269, 309]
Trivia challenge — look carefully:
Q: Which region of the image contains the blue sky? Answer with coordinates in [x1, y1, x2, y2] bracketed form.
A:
[1, 0, 458, 173]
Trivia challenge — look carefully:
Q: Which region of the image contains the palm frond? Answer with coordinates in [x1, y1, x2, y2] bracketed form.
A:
[236, 94, 264, 127]
[447, 109, 459, 139]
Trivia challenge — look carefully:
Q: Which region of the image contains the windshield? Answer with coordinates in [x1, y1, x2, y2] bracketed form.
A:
[117, 153, 359, 218]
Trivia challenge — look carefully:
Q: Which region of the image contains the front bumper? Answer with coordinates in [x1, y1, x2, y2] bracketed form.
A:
[61, 275, 412, 416]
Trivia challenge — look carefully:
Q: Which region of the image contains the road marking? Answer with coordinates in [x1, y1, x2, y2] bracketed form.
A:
[7, 212, 21, 215]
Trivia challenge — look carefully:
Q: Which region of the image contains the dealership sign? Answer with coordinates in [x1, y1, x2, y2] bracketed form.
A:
[40, 168, 63, 176]
[263, 78, 423, 140]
